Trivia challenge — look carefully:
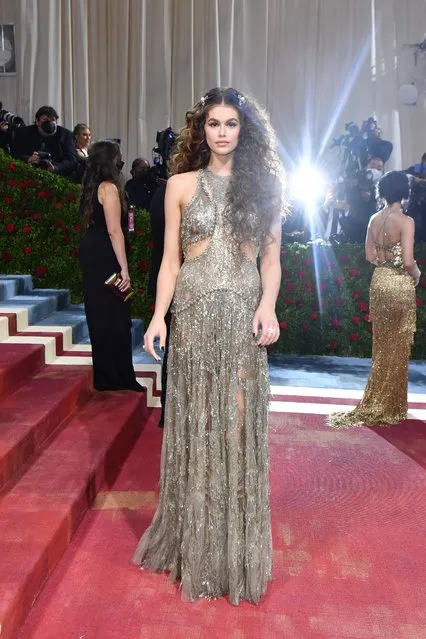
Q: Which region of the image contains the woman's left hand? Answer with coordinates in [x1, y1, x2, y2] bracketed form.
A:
[252, 303, 280, 346]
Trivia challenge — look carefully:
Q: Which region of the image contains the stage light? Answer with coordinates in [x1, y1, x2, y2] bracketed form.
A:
[289, 165, 326, 209]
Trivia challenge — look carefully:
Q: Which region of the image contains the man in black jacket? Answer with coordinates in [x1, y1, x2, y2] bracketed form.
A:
[12, 105, 77, 177]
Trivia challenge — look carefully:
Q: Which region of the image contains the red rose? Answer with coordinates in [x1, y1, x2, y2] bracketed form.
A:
[352, 316, 361, 325]
[35, 266, 47, 277]
[149, 304, 156, 312]
[1, 250, 12, 261]
[352, 290, 361, 299]
[305, 257, 313, 267]
[23, 225, 32, 234]
[300, 322, 309, 332]
[33, 213, 42, 220]
[416, 257, 424, 266]
[348, 268, 360, 277]
[65, 194, 75, 201]
[284, 296, 293, 305]
[416, 297, 423, 307]
[304, 281, 314, 292]
[73, 224, 82, 232]
[24, 246, 32, 254]
[330, 339, 338, 350]
[285, 282, 294, 291]
[63, 235, 71, 245]
[138, 260, 149, 272]
[335, 298, 344, 307]
[38, 190, 49, 198]
[149, 241, 155, 249]
[54, 218, 63, 227]
[70, 248, 78, 257]
[3, 196, 13, 204]
[341, 255, 349, 263]
[331, 318, 341, 328]
[54, 202, 63, 209]
[335, 277, 344, 286]
[297, 270, 306, 278]
[7, 178, 16, 187]
[320, 281, 328, 292]
[23, 209, 30, 217]
[279, 321, 288, 329]
[6, 223, 16, 233]
[310, 312, 319, 320]
[357, 301, 368, 312]
[350, 332, 360, 342]
[9, 162, 16, 171]
[364, 313, 371, 323]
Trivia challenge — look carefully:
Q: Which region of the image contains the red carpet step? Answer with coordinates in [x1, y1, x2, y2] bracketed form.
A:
[0, 343, 45, 400]
[0, 365, 92, 490]
[0, 388, 146, 639]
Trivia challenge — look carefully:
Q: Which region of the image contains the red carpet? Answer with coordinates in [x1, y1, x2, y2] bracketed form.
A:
[18, 407, 426, 639]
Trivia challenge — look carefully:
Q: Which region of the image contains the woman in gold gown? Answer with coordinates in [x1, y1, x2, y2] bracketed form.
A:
[329, 171, 420, 428]
[132, 88, 285, 604]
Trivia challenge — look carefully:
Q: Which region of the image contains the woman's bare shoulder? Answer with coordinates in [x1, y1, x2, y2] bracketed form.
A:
[97, 181, 119, 202]
[166, 171, 200, 207]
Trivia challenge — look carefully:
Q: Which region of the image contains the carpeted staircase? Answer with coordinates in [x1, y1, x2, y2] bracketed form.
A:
[0, 275, 153, 639]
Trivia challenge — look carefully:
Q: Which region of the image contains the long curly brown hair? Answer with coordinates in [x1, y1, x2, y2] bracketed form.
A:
[169, 87, 286, 245]
[79, 140, 125, 227]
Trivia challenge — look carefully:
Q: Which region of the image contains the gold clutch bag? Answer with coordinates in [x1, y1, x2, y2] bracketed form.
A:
[104, 273, 134, 302]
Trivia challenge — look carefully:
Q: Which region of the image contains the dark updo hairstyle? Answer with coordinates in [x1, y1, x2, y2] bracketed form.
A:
[79, 140, 124, 227]
[378, 170, 410, 205]
[169, 87, 286, 246]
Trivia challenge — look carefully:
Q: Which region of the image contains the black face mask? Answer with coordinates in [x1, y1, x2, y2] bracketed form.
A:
[40, 120, 57, 135]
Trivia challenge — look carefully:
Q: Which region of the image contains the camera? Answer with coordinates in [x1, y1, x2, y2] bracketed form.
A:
[0, 102, 25, 129]
[37, 150, 52, 168]
[152, 127, 177, 179]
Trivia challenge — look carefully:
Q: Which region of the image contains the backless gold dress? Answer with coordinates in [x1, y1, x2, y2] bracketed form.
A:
[328, 240, 416, 428]
[132, 168, 272, 604]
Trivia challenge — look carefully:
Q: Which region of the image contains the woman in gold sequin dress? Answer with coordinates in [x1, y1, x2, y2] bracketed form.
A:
[132, 88, 285, 604]
[328, 171, 420, 428]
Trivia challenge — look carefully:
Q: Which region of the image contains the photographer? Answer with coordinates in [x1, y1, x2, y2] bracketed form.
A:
[405, 152, 426, 242]
[125, 157, 157, 210]
[12, 105, 77, 177]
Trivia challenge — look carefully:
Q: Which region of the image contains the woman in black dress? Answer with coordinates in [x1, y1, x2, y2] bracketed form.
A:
[79, 140, 143, 392]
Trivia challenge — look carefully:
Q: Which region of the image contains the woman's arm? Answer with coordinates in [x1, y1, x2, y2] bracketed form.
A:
[365, 216, 380, 265]
[401, 216, 421, 284]
[99, 182, 130, 290]
[152, 176, 183, 317]
[143, 175, 183, 359]
[253, 218, 282, 346]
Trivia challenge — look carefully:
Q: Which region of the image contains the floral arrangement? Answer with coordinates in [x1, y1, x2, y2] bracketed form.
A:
[1, 150, 425, 357]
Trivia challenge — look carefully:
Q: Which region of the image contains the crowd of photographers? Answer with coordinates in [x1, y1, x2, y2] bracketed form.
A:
[0, 103, 174, 211]
[284, 117, 426, 244]
[1, 104, 425, 244]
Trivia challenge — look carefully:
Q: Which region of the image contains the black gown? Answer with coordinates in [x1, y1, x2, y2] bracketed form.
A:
[79, 188, 142, 392]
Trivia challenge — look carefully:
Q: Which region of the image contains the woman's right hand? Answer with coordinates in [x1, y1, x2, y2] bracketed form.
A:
[144, 314, 167, 361]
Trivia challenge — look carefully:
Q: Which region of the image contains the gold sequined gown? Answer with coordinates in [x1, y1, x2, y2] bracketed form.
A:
[328, 241, 416, 428]
[132, 169, 272, 604]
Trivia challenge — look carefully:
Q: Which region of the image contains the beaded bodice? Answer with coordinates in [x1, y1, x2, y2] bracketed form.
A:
[173, 168, 262, 313]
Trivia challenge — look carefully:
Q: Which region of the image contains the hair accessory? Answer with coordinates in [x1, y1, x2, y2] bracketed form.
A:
[237, 93, 246, 107]
[200, 95, 206, 106]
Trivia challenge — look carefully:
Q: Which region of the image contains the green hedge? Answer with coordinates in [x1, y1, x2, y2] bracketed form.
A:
[0, 150, 425, 358]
